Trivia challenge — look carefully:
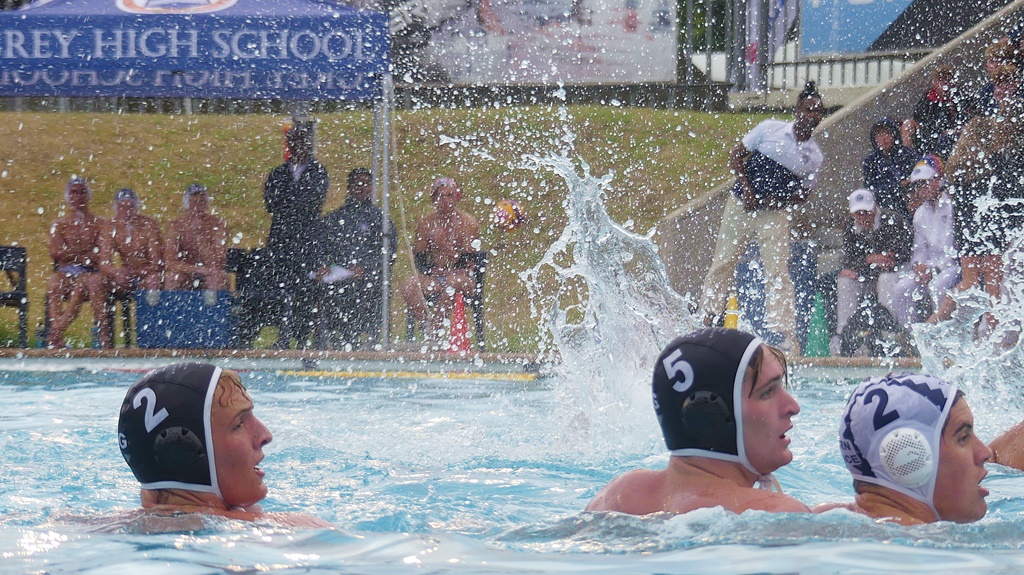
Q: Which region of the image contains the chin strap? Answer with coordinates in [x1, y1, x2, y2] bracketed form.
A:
[756, 473, 782, 492]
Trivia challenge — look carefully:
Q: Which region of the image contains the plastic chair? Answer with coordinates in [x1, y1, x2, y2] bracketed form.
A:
[0, 246, 28, 347]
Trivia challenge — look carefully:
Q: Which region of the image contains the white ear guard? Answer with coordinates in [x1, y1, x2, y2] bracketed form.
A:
[879, 427, 934, 488]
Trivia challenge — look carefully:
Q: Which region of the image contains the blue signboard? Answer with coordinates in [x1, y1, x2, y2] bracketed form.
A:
[0, 0, 390, 101]
[800, 0, 914, 55]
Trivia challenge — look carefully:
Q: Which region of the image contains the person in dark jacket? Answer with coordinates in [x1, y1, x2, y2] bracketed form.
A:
[836, 189, 912, 341]
[863, 118, 918, 222]
[902, 64, 970, 160]
[260, 121, 330, 348]
[314, 168, 397, 349]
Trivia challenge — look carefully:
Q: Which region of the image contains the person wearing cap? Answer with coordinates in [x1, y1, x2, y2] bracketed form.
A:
[96, 188, 165, 348]
[261, 122, 329, 348]
[118, 363, 331, 528]
[862, 117, 918, 223]
[45, 177, 108, 348]
[586, 328, 808, 515]
[887, 156, 959, 328]
[399, 177, 481, 342]
[699, 82, 825, 355]
[314, 168, 396, 349]
[164, 183, 228, 291]
[837, 373, 991, 525]
[835, 188, 912, 352]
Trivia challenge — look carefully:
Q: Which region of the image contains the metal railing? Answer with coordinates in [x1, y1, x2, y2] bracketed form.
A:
[765, 46, 932, 91]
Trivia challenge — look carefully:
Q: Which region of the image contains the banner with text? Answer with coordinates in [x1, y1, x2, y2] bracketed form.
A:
[0, 0, 389, 100]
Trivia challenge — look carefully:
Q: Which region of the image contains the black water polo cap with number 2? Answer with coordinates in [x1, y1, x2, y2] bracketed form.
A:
[118, 362, 223, 497]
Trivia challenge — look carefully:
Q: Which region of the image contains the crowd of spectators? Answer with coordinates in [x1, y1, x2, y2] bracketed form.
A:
[830, 32, 1024, 354]
[703, 30, 1024, 357]
[43, 122, 477, 352]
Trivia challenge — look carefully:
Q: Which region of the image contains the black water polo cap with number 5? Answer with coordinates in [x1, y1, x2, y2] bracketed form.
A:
[652, 328, 762, 466]
[118, 363, 223, 497]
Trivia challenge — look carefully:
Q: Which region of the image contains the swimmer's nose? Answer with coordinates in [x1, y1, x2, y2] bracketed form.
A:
[782, 388, 800, 416]
[255, 416, 273, 447]
[978, 439, 993, 465]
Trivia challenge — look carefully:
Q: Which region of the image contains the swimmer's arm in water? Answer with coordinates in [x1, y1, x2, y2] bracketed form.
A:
[740, 490, 811, 514]
[586, 468, 810, 515]
[810, 501, 862, 514]
[989, 420, 1024, 471]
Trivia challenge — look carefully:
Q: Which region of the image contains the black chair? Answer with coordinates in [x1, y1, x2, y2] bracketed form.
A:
[226, 247, 246, 292]
[107, 290, 134, 348]
[406, 250, 488, 351]
[0, 246, 28, 347]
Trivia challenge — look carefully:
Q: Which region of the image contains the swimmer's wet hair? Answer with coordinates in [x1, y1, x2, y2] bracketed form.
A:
[746, 343, 789, 397]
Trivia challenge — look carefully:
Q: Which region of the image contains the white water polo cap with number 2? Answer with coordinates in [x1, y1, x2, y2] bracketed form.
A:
[839, 373, 957, 516]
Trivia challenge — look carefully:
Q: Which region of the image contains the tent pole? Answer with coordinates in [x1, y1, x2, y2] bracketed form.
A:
[377, 74, 394, 348]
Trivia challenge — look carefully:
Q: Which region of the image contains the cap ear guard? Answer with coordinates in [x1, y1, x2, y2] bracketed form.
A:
[878, 427, 934, 488]
[681, 390, 736, 453]
[152, 426, 209, 485]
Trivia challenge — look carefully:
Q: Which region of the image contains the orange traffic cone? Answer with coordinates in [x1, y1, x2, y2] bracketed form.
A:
[449, 293, 470, 353]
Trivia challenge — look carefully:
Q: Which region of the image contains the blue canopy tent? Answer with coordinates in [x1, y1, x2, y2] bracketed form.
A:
[0, 0, 399, 345]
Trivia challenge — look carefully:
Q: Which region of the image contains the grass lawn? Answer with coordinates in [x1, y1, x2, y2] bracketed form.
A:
[0, 105, 769, 352]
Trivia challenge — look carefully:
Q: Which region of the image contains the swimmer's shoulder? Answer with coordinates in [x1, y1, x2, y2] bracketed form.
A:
[586, 468, 667, 514]
[740, 488, 811, 514]
[259, 512, 334, 529]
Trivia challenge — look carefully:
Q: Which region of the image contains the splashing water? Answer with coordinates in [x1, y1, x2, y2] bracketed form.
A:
[520, 152, 698, 454]
[913, 197, 1024, 420]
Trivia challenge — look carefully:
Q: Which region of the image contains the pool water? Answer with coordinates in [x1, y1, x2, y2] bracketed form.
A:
[4, 366, 1024, 575]
[8, 151, 1024, 574]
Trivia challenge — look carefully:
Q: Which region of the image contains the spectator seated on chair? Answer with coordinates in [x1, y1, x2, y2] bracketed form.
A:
[164, 183, 228, 291]
[406, 250, 488, 351]
[313, 168, 396, 350]
[835, 189, 912, 356]
[889, 156, 960, 329]
[45, 177, 108, 349]
[399, 177, 481, 343]
[96, 188, 164, 349]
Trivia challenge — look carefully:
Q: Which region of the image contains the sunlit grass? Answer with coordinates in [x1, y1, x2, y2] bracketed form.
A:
[0, 106, 769, 352]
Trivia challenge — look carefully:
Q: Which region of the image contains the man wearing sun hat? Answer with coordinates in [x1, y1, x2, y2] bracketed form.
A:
[835, 188, 912, 352]
[887, 156, 958, 327]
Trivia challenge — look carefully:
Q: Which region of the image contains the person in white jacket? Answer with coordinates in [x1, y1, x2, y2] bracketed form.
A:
[887, 156, 960, 328]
